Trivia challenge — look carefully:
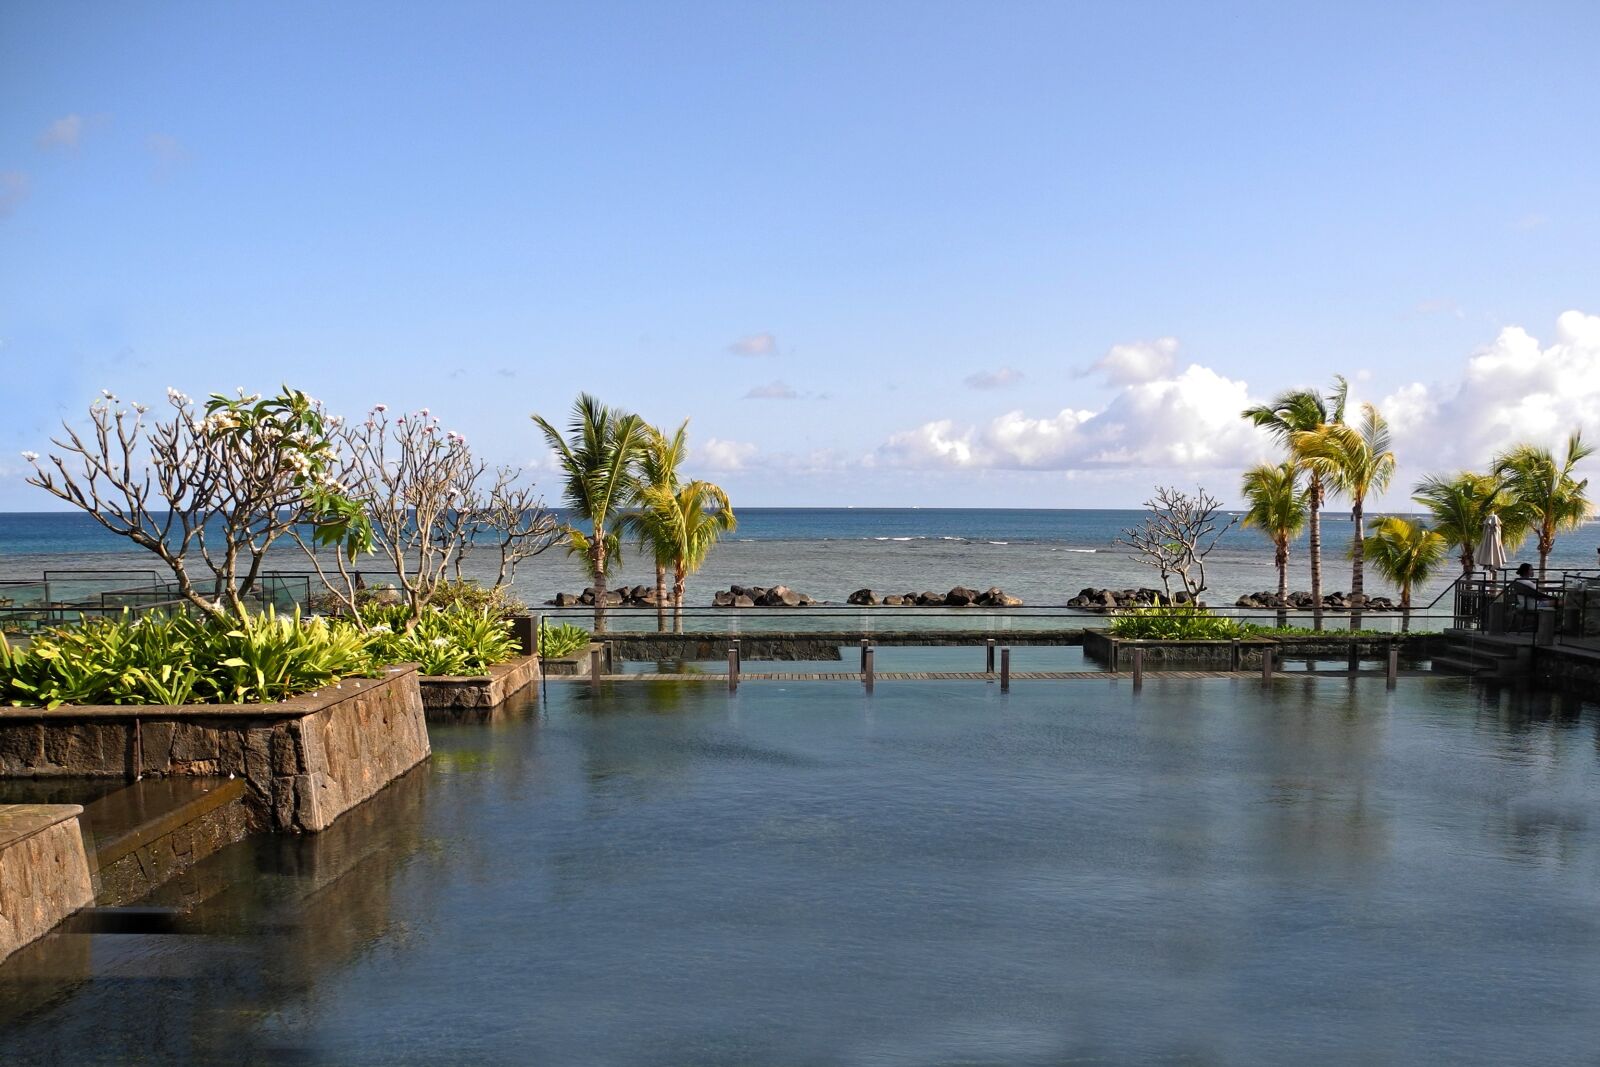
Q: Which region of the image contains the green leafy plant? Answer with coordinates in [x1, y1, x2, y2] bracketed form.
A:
[536, 621, 591, 659]
[1108, 605, 1250, 640]
[0, 609, 378, 708]
[361, 603, 518, 676]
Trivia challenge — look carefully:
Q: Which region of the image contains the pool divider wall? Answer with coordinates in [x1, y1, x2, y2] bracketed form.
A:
[1084, 631, 1431, 670]
[0, 804, 94, 964]
[0, 665, 430, 834]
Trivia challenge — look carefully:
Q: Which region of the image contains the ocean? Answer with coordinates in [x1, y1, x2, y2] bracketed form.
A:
[5, 508, 1597, 612]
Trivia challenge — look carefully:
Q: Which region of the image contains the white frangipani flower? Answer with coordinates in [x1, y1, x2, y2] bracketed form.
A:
[21, 450, 39, 462]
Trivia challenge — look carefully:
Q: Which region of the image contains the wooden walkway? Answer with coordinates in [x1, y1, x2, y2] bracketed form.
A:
[549, 669, 1437, 683]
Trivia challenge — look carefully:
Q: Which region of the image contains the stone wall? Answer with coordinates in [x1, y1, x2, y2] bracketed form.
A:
[1531, 645, 1600, 700]
[0, 805, 94, 964]
[417, 655, 540, 712]
[86, 779, 252, 907]
[0, 666, 430, 834]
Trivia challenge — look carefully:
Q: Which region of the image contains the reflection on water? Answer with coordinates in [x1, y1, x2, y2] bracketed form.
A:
[6, 679, 1600, 1064]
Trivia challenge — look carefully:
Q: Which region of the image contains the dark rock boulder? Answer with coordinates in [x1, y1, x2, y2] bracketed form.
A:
[848, 589, 879, 606]
[945, 586, 979, 607]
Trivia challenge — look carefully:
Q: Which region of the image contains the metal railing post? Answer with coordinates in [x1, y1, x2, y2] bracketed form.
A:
[589, 647, 602, 688]
[728, 648, 738, 691]
[1261, 647, 1274, 683]
[1132, 647, 1143, 691]
[863, 646, 875, 691]
[859, 638, 869, 672]
[985, 638, 995, 674]
[1348, 643, 1359, 675]
[1000, 648, 1011, 692]
[1386, 645, 1399, 689]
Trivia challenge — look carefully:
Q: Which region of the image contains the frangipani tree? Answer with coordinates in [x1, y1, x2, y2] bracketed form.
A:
[25, 387, 370, 622]
[1362, 517, 1448, 630]
[1493, 432, 1594, 578]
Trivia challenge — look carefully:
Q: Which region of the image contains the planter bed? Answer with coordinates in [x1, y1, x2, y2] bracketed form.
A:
[0, 665, 429, 834]
[417, 655, 541, 714]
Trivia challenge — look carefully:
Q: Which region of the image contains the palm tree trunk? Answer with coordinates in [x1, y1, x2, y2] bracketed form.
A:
[1539, 525, 1552, 579]
[655, 563, 668, 633]
[1276, 539, 1289, 629]
[1309, 480, 1324, 632]
[1350, 498, 1365, 630]
[592, 535, 608, 634]
[1401, 584, 1411, 632]
[672, 566, 686, 635]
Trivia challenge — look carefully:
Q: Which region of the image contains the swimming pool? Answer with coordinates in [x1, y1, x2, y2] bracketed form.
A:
[4, 677, 1598, 1064]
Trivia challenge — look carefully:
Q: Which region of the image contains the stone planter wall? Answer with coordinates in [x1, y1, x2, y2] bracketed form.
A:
[0, 665, 429, 834]
[0, 804, 94, 964]
[417, 655, 540, 712]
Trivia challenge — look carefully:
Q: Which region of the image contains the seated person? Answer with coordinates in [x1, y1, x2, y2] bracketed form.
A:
[1509, 563, 1554, 612]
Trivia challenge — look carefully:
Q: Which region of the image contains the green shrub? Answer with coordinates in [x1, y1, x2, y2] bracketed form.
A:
[0, 609, 379, 708]
[361, 603, 517, 676]
[1107, 605, 1250, 640]
[535, 621, 590, 658]
[429, 580, 526, 619]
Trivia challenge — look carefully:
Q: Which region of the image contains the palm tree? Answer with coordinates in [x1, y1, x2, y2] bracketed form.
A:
[1362, 517, 1448, 630]
[1493, 432, 1595, 577]
[637, 479, 737, 632]
[1412, 471, 1530, 576]
[1242, 376, 1347, 628]
[1240, 462, 1309, 624]
[532, 394, 650, 632]
[624, 421, 688, 631]
[1292, 402, 1396, 626]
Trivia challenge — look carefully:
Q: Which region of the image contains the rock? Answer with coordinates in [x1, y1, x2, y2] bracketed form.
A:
[579, 588, 596, 606]
[917, 591, 946, 606]
[1096, 591, 1118, 609]
[946, 586, 979, 607]
[882, 594, 906, 606]
[732, 594, 755, 608]
[713, 591, 735, 608]
[628, 585, 650, 601]
[848, 589, 879, 606]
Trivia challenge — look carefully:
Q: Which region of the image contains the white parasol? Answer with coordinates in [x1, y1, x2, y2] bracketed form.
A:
[1480, 512, 1508, 573]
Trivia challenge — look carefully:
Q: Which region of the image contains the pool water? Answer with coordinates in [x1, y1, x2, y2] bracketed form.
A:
[4, 677, 1600, 1064]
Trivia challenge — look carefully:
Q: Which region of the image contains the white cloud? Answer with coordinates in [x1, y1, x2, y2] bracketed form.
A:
[728, 332, 777, 356]
[1382, 309, 1600, 471]
[0, 172, 30, 218]
[744, 380, 799, 400]
[880, 345, 1266, 473]
[695, 438, 758, 471]
[963, 367, 1025, 390]
[37, 114, 84, 150]
[1081, 337, 1178, 386]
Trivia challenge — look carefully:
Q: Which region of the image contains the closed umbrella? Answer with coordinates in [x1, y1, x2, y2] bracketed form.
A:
[1481, 513, 1508, 573]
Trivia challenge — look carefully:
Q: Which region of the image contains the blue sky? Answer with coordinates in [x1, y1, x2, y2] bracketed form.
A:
[3, 1, 1598, 510]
